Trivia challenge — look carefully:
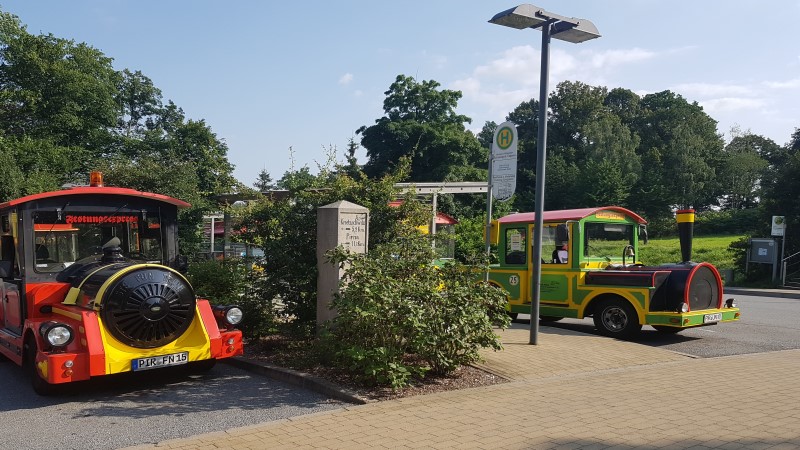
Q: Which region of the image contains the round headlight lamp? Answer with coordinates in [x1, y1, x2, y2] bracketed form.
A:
[679, 302, 690, 313]
[39, 322, 74, 347]
[213, 305, 244, 326]
[225, 307, 244, 325]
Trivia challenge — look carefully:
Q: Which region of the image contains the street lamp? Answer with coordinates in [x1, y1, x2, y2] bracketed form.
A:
[490, 5, 600, 345]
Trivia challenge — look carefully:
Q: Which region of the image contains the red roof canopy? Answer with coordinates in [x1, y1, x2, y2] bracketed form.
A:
[497, 206, 647, 225]
[0, 186, 191, 209]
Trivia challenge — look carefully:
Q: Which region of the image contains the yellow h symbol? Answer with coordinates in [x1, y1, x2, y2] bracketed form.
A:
[497, 127, 513, 149]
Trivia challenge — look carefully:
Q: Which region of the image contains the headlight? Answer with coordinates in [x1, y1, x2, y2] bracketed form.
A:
[39, 322, 74, 347]
[679, 302, 689, 313]
[213, 305, 244, 326]
[725, 298, 737, 308]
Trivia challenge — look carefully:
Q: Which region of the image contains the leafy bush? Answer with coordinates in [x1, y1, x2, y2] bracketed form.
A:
[695, 209, 761, 236]
[237, 156, 430, 337]
[322, 230, 509, 389]
[187, 258, 276, 338]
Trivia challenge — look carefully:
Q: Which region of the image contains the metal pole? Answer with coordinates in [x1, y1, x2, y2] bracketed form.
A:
[530, 21, 553, 345]
[209, 216, 215, 259]
[431, 192, 438, 249]
[485, 153, 494, 281]
[781, 228, 787, 285]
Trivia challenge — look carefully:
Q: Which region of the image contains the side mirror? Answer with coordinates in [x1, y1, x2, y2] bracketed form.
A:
[556, 223, 570, 245]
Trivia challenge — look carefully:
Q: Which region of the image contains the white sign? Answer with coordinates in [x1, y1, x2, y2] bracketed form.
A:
[490, 121, 518, 202]
[337, 213, 367, 253]
[772, 216, 786, 237]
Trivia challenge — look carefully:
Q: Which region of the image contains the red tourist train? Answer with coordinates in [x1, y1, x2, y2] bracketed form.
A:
[0, 172, 244, 394]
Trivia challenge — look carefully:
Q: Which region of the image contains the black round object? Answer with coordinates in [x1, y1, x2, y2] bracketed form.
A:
[593, 297, 642, 338]
[687, 265, 719, 310]
[100, 268, 196, 349]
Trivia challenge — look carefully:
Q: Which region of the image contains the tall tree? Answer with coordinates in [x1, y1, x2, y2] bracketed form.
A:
[253, 168, 274, 191]
[629, 90, 723, 217]
[358, 74, 486, 183]
[0, 10, 119, 149]
[115, 69, 163, 138]
[718, 132, 771, 210]
[790, 127, 800, 153]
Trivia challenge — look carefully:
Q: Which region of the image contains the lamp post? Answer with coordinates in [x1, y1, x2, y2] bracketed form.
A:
[490, 4, 600, 345]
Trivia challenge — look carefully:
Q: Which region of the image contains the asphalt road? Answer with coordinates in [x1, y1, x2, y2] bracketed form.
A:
[516, 293, 800, 357]
[0, 361, 344, 450]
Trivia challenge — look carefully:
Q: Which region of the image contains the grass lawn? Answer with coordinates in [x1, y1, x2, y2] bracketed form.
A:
[637, 235, 742, 270]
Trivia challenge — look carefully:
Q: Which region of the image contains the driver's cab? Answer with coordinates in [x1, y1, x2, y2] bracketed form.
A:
[31, 205, 167, 276]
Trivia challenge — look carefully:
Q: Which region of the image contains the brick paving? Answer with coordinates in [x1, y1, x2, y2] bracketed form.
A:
[127, 327, 800, 449]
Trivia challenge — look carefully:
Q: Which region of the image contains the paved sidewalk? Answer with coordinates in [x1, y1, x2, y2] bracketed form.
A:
[127, 327, 800, 449]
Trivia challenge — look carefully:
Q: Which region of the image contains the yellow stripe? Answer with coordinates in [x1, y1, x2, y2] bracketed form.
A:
[63, 263, 122, 305]
[676, 212, 695, 223]
[94, 264, 191, 310]
[52, 307, 82, 321]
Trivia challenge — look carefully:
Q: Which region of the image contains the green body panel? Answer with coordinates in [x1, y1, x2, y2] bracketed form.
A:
[487, 207, 741, 330]
[645, 309, 740, 327]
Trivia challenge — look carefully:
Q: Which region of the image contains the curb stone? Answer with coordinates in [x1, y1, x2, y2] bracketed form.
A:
[223, 356, 369, 405]
[724, 287, 800, 300]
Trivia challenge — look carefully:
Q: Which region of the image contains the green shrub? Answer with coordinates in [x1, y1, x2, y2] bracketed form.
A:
[323, 230, 509, 389]
[187, 258, 277, 339]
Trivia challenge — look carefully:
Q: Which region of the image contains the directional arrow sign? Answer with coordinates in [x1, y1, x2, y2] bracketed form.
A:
[491, 121, 518, 202]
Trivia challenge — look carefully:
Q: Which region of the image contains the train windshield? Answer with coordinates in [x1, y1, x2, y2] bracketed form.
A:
[583, 222, 634, 260]
[32, 209, 164, 273]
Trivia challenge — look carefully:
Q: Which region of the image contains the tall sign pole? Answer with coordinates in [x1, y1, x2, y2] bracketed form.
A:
[486, 122, 518, 280]
[530, 22, 553, 345]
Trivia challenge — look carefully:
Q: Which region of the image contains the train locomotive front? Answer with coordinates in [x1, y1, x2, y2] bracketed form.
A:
[0, 180, 244, 394]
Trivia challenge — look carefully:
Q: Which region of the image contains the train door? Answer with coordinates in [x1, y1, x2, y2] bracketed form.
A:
[540, 223, 570, 304]
[0, 230, 23, 334]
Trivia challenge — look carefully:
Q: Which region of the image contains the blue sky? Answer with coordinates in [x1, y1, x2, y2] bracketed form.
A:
[4, 1, 800, 188]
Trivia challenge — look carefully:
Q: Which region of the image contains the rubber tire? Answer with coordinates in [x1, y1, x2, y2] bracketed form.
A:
[539, 316, 563, 323]
[593, 299, 642, 339]
[652, 325, 683, 334]
[508, 312, 519, 321]
[24, 338, 58, 396]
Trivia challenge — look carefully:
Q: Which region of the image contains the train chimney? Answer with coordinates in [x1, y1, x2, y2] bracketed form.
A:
[676, 209, 695, 263]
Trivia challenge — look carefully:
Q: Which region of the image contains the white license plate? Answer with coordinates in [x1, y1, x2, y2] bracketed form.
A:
[703, 313, 722, 324]
[132, 352, 189, 371]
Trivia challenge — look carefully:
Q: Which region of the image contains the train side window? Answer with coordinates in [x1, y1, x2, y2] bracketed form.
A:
[504, 227, 527, 265]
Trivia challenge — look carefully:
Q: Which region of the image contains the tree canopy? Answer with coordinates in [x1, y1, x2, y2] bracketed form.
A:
[0, 9, 237, 252]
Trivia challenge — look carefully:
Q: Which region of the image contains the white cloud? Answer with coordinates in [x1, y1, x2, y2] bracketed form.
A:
[670, 83, 752, 98]
[763, 78, 800, 89]
[339, 73, 354, 85]
[453, 45, 660, 125]
[588, 48, 656, 69]
[698, 97, 767, 114]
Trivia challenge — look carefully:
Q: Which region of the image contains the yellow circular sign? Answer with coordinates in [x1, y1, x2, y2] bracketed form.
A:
[496, 126, 514, 150]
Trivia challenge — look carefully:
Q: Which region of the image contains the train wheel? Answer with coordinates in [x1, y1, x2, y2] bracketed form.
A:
[652, 325, 683, 334]
[24, 338, 57, 396]
[593, 299, 641, 339]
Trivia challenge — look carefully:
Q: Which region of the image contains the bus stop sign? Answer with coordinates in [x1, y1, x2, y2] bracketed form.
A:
[491, 121, 518, 202]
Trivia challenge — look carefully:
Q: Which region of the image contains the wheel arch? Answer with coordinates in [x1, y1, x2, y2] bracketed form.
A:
[583, 292, 643, 325]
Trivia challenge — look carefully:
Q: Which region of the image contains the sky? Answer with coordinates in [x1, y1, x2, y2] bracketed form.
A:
[3, 1, 800, 188]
